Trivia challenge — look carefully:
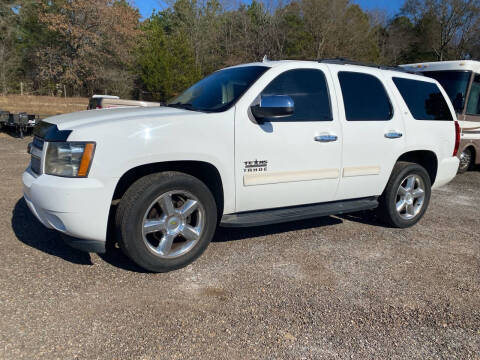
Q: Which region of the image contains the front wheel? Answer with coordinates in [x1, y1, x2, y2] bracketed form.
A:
[377, 162, 431, 228]
[115, 172, 218, 272]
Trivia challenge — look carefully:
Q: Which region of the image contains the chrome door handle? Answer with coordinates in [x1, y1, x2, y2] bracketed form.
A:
[314, 134, 338, 142]
[384, 131, 403, 139]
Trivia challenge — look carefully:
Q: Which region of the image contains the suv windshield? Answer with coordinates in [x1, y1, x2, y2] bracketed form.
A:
[423, 71, 471, 113]
[167, 66, 268, 112]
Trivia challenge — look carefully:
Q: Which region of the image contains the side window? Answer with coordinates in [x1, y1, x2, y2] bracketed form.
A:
[338, 71, 393, 121]
[261, 69, 332, 121]
[393, 77, 453, 121]
[466, 74, 480, 116]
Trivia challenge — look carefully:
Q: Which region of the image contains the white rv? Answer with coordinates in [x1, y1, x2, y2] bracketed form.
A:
[401, 60, 480, 172]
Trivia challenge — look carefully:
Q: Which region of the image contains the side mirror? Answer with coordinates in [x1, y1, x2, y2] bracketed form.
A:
[251, 95, 294, 122]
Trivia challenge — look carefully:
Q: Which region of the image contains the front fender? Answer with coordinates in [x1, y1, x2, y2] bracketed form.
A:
[69, 108, 236, 213]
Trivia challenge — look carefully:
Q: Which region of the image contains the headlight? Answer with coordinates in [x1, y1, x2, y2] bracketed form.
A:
[45, 142, 95, 177]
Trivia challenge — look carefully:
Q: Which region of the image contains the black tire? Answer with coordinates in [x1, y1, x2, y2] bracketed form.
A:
[377, 161, 431, 228]
[115, 171, 218, 272]
[457, 147, 473, 174]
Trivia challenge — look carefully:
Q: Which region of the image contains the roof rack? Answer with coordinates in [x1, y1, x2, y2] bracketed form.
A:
[318, 58, 418, 74]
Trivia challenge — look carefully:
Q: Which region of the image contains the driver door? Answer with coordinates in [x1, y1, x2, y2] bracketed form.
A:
[234, 65, 343, 212]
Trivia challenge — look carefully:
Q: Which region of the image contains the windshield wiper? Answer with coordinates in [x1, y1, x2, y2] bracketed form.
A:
[167, 102, 196, 110]
[166, 102, 211, 112]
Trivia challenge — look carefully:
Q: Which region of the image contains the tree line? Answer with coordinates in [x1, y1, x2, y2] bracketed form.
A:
[1, 0, 479, 101]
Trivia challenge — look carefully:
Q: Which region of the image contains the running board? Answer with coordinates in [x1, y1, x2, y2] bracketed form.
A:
[220, 197, 378, 228]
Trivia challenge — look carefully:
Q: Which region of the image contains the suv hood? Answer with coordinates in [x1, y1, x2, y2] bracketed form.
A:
[43, 106, 197, 131]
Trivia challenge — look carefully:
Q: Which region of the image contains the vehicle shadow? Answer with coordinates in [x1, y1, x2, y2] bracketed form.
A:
[11, 197, 381, 272]
[213, 216, 343, 243]
[96, 215, 346, 273]
[336, 210, 387, 228]
[98, 246, 149, 273]
[11, 198, 93, 265]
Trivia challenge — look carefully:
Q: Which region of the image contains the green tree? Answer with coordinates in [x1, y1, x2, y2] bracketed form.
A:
[0, 0, 20, 94]
[377, 16, 417, 65]
[136, 14, 200, 101]
[277, 2, 311, 59]
[402, 0, 480, 60]
[17, 0, 141, 96]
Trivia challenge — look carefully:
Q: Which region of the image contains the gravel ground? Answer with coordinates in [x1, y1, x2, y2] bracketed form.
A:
[0, 133, 479, 359]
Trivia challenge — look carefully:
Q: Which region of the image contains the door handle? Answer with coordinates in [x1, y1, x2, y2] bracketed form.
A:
[384, 131, 403, 139]
[314, 134, 338, 142]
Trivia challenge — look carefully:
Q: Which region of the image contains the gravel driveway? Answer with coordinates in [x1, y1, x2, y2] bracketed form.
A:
[0, 134, 479, 359]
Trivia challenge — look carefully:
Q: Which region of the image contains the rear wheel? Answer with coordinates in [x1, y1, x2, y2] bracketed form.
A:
[115, 172, 218, 272]
[377, 162, 431, 228]
[458, 147, 473, 173]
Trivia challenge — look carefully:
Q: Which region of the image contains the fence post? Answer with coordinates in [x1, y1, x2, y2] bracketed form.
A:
[20, 82, 23, 96]
[64, 85, 67, 99]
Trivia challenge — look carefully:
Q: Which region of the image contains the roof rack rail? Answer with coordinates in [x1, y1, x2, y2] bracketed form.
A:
[318, 58, 418, 74]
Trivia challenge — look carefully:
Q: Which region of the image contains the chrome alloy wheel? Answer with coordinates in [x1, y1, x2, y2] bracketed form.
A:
[142, 190, 205, 258]
[395, 174, 425, 220]
[459, 149, 472, 172]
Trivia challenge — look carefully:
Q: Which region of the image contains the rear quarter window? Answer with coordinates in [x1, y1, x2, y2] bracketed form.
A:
[393, 77, 453, 121]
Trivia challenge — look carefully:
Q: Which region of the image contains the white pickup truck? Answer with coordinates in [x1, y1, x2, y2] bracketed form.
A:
[23, 59, 460, 272]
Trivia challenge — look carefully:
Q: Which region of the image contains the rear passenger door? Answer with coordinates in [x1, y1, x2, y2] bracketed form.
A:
[330, 68, 406, 199]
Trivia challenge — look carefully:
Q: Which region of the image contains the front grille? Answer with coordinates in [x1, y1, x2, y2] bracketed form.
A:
[30, 136, 44, 175]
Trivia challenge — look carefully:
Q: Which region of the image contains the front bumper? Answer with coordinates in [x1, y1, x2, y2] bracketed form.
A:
[22, 167, 116, 252]
[433, 156, 459, 189]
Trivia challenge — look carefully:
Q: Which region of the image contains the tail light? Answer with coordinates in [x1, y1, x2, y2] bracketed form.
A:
[453, 121, 460, 156]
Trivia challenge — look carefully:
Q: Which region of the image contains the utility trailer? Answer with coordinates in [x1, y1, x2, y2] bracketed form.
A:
[0, 111, 9, 133]
[0, 110, 39, 138]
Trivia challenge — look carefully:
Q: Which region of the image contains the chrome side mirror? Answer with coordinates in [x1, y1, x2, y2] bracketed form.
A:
[251, 95, 294, 123]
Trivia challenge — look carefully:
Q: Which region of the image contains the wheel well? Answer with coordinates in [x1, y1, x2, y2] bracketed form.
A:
[464, 145, 476, 163]
[112, 161, 224, 215]
[396, 150, 438, 185]
[105, 161, 224, 251]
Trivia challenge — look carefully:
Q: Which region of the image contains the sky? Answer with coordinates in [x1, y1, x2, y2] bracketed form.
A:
[352, 0, 404, 15]
[135, 0, 405, 19]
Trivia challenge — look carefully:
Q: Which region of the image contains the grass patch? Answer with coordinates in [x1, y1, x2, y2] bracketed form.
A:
[0, 95, 88, 117]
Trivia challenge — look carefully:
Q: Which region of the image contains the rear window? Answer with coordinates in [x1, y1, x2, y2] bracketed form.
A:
[393, 77, 453, 121]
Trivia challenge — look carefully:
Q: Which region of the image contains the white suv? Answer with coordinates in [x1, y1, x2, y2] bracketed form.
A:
[23, 59, 460, 272]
